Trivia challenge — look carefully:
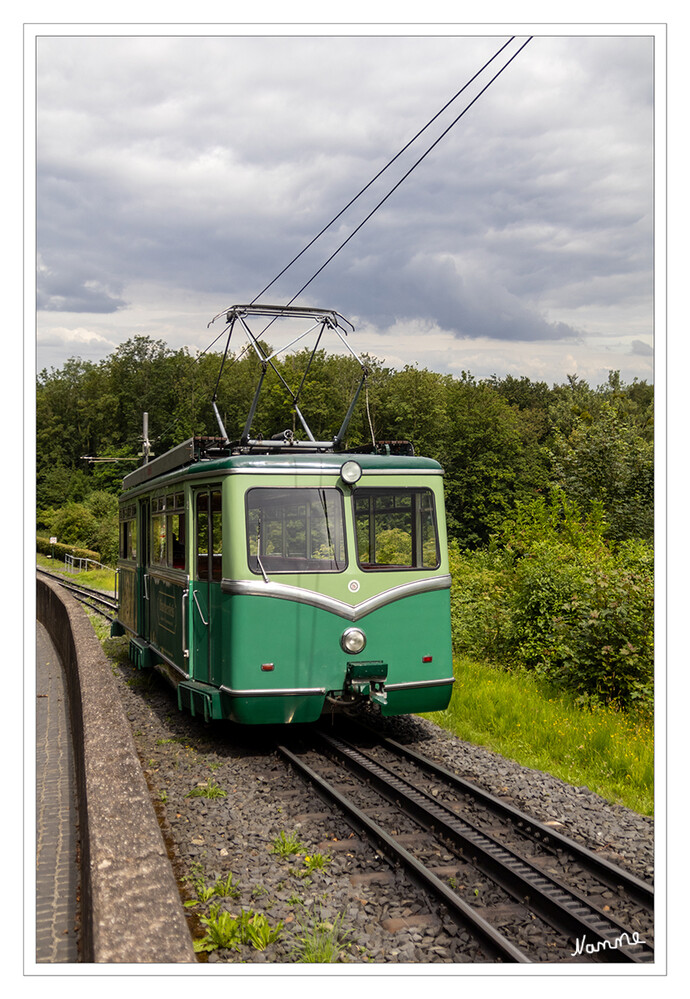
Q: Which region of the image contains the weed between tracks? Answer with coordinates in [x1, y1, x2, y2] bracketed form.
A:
[184, 839, 359, 962]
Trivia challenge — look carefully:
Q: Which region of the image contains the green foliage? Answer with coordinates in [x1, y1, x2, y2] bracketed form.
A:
[184, 878, 216, 907]
[212, 871, 242, 899]
[185, 778, 227, 799]
[191, 905, 271, 954]
[241, 910, 283, 950]
[36, 536, 101, 563]
[549, 400, 653, 542]
[194, 905, 283, 954]
[37, 337, 652, 556]
[193, 908, 238, 953]
[301, 853, 331, 874]
[449, 493, 654, 711]
[369, 527, 412, 565]
[447, 539, 514, 663]
[270, 830, 305, 857]
[290, 909, 355, 963]
[185, 868, 242, 907]
[440, 375, 549, 547]
[549, 560, 654, 708]
[37, 490, 119, 565]
[47, 503, 100, 548]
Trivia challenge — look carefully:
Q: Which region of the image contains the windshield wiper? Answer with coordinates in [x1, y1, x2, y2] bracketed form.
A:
[256, 511, 270, 583]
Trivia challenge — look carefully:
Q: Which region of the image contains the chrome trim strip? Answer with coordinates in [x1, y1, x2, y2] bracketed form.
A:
[384, 677, 455, 692]
[223, 467, 443, 476]
[359, 468, 444, 476]
[220, 574, 452, 621]
[215, 678, 454, 698]
[219, 684, 326, 698]
[122, 465, 443, 498]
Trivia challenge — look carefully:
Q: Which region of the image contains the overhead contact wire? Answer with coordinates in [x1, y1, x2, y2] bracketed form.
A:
[249, 35, 517, 308]
[279, 36, 533, 311]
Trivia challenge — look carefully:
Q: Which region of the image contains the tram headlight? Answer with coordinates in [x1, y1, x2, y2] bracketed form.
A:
[340, 460, 362, 485]
[341, 627, 367, 654]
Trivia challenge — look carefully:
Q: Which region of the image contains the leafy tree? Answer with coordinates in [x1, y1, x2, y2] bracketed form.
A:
[48, 503, 100, 551]
[439, 375, 548, 547]
[549, 400, 654, 542]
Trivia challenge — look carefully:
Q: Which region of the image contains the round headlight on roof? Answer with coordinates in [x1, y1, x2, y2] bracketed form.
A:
[341, 627, 367, 654]
[340, 460, 362, 485]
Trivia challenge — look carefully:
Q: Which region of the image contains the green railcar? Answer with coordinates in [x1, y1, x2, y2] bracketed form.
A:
[113, 442, 454, 724]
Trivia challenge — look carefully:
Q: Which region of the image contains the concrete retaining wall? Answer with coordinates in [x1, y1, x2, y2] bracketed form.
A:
[36, 576, 196, 963]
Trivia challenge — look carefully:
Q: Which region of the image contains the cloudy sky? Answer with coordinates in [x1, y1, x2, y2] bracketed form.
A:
[33, 27, 657, 386]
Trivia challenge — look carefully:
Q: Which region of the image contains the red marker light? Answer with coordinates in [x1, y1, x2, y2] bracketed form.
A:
[422, 656, 433, 663]
[261, 663, 275, 672]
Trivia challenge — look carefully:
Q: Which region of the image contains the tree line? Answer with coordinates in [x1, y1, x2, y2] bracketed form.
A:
[37, 334, 653, 549]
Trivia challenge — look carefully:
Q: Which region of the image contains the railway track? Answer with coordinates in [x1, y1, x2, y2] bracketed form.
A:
[37, 567, 117, 622]
[38, 563, 654, 964]
[278, 725, 654, 964]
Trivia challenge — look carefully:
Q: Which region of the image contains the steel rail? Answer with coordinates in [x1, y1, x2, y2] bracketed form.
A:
[277, 742, 531, 964]
[350, 722, 654, 910]
[37, 568, 118, 619]
[320, 732, 653, 964]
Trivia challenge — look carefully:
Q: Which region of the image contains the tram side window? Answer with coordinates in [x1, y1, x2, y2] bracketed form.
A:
[354, 488, 439, 570]
[150, 498, 186, 570]
[119, 504, 137, 561]
[127, 519, 137, 560]
[119, 518, 137, 560]
[152, 514, 167, 565]
[169, 512, 186, 569]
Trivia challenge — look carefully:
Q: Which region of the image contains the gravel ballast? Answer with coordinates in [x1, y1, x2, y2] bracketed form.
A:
[105, 636, 654, 965]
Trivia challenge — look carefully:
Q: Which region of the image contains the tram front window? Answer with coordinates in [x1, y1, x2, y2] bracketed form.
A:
[354, 488, 440, 570]
[246, 488, 346, 573]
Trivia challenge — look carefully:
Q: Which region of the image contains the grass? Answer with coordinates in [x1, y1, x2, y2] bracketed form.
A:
[289, 909, 355, 963]
[186, 778, 227, 800]
[37, 553, 116, 593]
[421, 656, 654, 816]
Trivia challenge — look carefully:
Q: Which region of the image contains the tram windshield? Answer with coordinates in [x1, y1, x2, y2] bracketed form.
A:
[354, 488, 440, 570]
[246, 488, 347, 573]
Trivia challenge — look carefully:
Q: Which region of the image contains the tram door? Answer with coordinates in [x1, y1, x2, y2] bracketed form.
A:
[192, 488, 223, 684]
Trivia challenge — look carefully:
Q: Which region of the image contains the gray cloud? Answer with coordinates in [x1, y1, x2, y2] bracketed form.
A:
[35, 32, 654, 373]
[630, 339, 653, 356]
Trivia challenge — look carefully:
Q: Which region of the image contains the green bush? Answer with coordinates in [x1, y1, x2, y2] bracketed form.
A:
[510, 544, 653, 709]
[550, 562, 654, 709]
[36, 491, 119, 565]
[449, 493, 654, 711]
[448, 540, 513, 663]
[37, 536, 101, 563]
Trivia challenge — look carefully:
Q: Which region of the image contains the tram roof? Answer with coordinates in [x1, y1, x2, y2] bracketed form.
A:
[121, 440, 443, 495]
